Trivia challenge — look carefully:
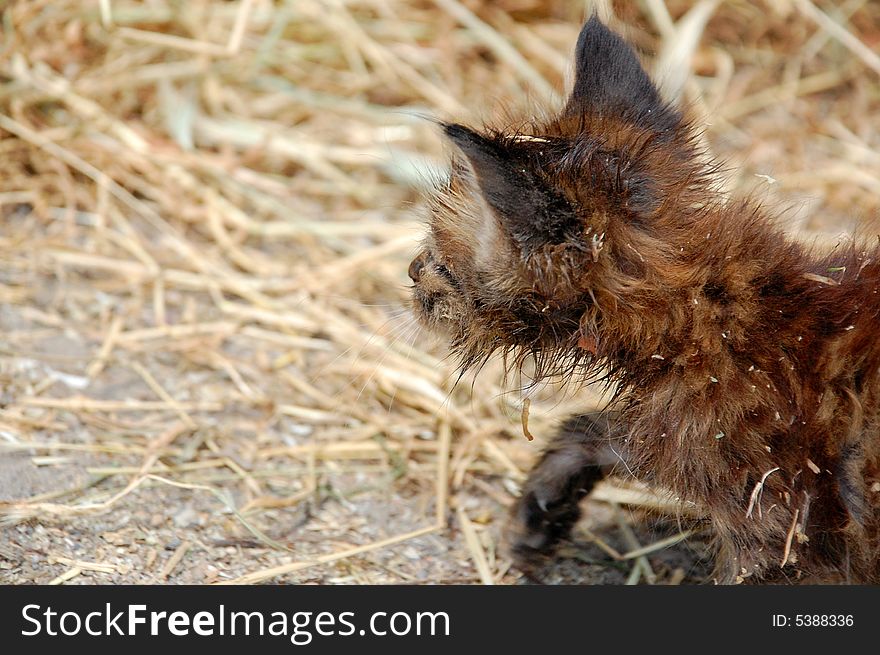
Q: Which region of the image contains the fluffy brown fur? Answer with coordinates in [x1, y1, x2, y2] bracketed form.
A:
[409, 16, 880, 583]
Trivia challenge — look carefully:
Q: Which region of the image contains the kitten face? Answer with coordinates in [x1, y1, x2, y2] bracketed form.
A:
[408, 227, 474, 337]
[410, 143, 588, 371]
[410, 16, 699, 374]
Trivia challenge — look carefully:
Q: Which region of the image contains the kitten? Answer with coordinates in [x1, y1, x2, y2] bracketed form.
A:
[409, 16, 880, 584]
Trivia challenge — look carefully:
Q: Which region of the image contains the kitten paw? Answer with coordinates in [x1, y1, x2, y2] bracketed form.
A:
[506, 464, 591, 567]
[505, 412, 616, 572]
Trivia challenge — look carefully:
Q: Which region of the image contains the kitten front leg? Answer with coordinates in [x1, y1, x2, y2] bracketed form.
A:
[507, 411, 624, 568]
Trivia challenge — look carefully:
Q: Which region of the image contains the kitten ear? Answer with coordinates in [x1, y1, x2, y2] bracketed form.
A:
[443, 123, 576, 252]
[565, 15, 680, 134]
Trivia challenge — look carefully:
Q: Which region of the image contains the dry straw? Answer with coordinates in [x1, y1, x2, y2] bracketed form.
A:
[0, 0, 878, 584]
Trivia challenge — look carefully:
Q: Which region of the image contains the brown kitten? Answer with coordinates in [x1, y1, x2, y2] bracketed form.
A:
[409, 16, 880, 584]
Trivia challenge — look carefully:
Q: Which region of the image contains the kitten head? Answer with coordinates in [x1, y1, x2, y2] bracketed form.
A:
[410, 16, 706, 378]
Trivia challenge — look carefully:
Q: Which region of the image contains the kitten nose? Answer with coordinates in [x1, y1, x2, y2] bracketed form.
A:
[408, 253, 427, 282]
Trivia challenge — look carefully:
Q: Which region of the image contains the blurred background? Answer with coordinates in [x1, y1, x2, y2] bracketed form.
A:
[1, 0, 878, 584]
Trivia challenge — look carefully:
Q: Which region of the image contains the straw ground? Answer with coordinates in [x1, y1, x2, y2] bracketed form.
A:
[1, 0, 879, 584]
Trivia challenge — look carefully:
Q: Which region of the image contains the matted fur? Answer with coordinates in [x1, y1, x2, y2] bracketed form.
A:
[410, 16, 880, 583]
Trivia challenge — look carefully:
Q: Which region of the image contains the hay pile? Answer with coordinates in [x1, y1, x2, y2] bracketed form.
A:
[1, 0, 878, 584]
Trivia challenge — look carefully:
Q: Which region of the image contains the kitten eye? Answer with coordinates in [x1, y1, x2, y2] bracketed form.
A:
[435, 263, 455, 281]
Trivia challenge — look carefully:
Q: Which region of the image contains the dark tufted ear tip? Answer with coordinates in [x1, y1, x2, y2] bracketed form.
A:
[442, 123, 490, 153]
[441, 122, 469, 141]
[441, 123, 505, 174]
[581, 12, 610, 37]
[566, 12, 681, 135]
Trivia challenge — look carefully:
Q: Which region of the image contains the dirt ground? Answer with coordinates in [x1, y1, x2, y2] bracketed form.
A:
[1, 0, 879, 585]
